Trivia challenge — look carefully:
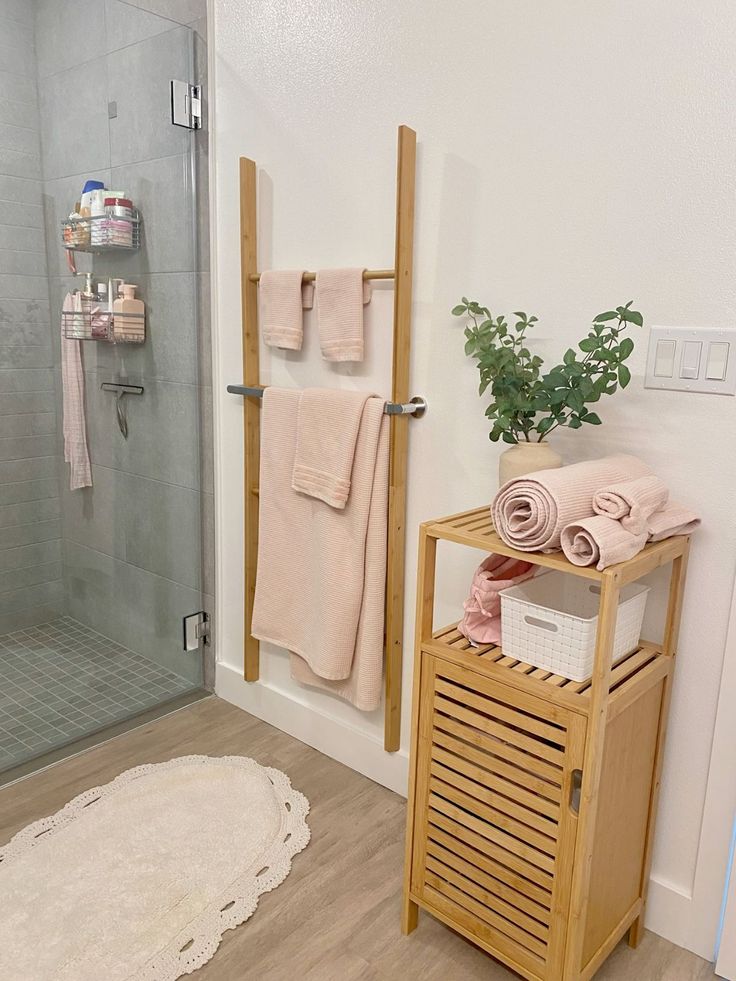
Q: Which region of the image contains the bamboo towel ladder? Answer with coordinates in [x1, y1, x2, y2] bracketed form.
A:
[236, 125, 419, 752]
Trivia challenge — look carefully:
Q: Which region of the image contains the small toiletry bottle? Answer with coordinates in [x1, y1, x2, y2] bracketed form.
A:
[113, 283, 145, 342]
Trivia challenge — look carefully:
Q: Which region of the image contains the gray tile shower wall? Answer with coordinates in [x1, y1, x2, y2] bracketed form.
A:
[0, 0, 64, 631]
[33, 0, 214, 685]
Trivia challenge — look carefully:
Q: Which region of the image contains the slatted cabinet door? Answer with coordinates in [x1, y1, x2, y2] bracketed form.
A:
[408, 655, 587, 981]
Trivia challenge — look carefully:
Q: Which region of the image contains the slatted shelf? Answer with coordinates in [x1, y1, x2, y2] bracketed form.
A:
[426, 623, 668, 712]
[424, 506, 687, 586]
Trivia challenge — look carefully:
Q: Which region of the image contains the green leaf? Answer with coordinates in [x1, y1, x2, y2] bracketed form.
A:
[618, 365, 631, 388]
[451, 305, 466, 316]
[563, 348, 576, 365]
[501, 431, 517, 444]
[567, 416, 582, 429]
[628, 310, 643, 327]
[593, 311, 619, 322]
[584, 412, 602, 425]
[619, 337, 634, 359]
[579, 338, 598, 352]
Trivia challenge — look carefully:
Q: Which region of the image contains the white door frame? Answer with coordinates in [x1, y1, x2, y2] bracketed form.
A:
[692, 573, 736, 967]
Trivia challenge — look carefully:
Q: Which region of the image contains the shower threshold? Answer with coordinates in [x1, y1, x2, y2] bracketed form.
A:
[0, 616, 207, 786]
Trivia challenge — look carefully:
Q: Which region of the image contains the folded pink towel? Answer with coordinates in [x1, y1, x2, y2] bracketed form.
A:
[251, 388, 388, 711]
[292, 389, 374, 508]
[647, 501, 700, 540]
[561, 516, 648, 570]
[260, 269, 314, 351]
[316, 268, 372, 362]
[61, 292, 92, 490]
[492, 454, 652, 553]
[593, 474, 669, 535]
[458, 554, 536, 646]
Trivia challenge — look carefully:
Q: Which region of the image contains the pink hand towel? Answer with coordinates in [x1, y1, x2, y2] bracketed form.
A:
[316, 268, 372, 362]
[561, 516, 648, 570]
[492, 454, 652, 553]
[251, 388, 388, 711]
[458, 554, 536, 646]
[647, 501, 700, 540]
[292, 389, 373, 508]
[61, 292, 92, 490]
[260, 269, 314, 351]
[593, 474, 669, 535]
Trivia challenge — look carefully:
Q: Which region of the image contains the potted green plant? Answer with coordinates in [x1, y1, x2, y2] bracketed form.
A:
[453, 299, 643, 484]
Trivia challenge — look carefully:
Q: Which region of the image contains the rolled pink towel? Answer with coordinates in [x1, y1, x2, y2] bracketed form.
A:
[316, 268, 372, 362]
[458, 554, 536, 646]
[647, 501, 700, 540]
[593, 474, 669, 535]
[260, 269, 314, 351]
[561, 516, 648, 571]
[492, 454, 652, 553]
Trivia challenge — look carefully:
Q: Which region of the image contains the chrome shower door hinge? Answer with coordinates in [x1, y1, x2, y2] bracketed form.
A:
[170, 79, 202, 130]
[182, 610, 209, 651]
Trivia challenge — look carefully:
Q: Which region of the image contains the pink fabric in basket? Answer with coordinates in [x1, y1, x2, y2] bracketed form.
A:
[458, 554, 536, 647]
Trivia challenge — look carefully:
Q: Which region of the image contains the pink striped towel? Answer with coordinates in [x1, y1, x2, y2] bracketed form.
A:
[592, 474, 669, 535]
[61, 293, 92, 490]
[251, 388, 388, 711]
[260, 269, 314, 351]
[316, 268, 372, 362]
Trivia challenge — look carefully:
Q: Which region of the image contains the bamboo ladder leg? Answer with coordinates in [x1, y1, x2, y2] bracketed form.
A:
[628, 539, 691, 948]
[563, 570, 621, 980]
[402, 523, 437, 933]
[384, 124, 417, 752]
[240, 158, 261, 681]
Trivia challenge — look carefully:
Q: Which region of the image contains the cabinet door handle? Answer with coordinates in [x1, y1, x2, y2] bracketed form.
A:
[569, 768, 583, 815]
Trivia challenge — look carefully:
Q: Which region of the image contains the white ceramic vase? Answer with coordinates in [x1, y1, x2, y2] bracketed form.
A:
[498, 440, 562, 486]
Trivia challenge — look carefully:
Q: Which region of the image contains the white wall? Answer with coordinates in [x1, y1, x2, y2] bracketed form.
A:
[210, 0, 736, 958]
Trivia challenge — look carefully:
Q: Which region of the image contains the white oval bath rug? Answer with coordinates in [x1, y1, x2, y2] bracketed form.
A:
[0, 755, 310, 980]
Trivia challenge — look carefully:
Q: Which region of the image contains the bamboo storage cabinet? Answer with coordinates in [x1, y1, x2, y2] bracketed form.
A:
[402, 507, 690, 981]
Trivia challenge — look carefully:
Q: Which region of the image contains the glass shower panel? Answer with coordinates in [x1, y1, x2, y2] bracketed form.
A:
[0, 0, 208, 778]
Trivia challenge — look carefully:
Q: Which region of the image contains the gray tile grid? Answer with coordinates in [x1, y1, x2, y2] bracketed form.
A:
[0, 615, 195, 771]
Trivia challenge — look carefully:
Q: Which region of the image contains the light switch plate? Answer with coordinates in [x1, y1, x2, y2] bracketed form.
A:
[645, 326, 736, 395]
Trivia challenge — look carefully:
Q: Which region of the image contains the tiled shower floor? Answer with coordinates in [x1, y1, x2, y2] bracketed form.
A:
[0, 617, 196, 773]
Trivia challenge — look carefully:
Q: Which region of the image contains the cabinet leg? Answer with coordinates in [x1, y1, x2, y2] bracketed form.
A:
[401, 895, 419, 934]
[628, 916, 644, 949]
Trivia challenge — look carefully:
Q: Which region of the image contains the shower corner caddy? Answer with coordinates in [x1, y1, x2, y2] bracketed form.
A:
[402, 506, 691, 981]
[230, 124, 420, 753]
[61, 211, 145, 345]
[61, 211, 142, 253]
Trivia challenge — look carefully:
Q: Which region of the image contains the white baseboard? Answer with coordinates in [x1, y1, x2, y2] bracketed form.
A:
[646, 876, 715, 962]
[215, 661, 410, 796]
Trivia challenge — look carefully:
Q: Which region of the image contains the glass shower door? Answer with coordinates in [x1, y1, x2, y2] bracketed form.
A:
[0, 0, 210, 778]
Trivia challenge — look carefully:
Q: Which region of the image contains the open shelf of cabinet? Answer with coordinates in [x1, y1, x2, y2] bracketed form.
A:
[402, 506, 690, 981]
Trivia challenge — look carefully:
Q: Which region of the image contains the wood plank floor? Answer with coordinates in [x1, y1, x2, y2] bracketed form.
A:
[0, 697, 718, 980]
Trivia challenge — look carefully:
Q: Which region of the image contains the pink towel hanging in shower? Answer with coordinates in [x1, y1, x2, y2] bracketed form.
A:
[61, 292, 92, 490]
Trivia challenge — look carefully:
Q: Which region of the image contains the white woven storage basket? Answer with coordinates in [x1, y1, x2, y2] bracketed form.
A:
[500, 572, 650, 683]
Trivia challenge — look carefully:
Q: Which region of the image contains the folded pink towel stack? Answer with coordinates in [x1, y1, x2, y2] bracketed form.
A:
[316, 268, 371, 362]
[561, 516, 648, 571]
[458, 554, 536, 646]
[492, 454, 652, 553]
[292, 389, 369, 508]
[593, 474, 669, 535]
[251, 387, 388, 711]
[260, 269, 314, 350]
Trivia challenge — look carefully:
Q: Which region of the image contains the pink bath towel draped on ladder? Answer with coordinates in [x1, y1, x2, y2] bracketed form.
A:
[61, 292, 92, 490]
[251, 388, 389, 711]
